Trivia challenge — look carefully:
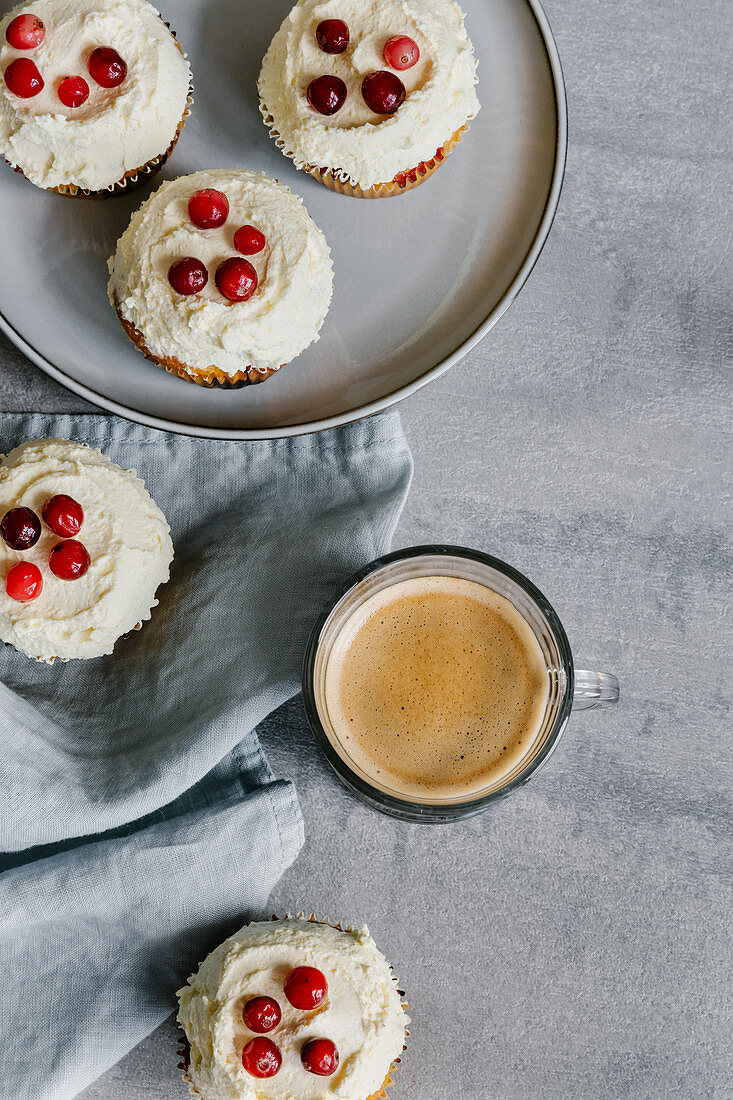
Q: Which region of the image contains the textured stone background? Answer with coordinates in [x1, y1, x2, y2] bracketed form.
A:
[1, 0, 731, 1096]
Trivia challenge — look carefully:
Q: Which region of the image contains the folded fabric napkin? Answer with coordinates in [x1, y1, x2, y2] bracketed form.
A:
[0, 411, 412, 1100]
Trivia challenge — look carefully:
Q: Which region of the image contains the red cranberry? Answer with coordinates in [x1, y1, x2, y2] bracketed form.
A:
[42, 495, 84, 538]
[234, 225, 266, 256]
[5, 13, 45, 49]
[301, 1038, 340, 1076]
[243, 996, 281, 1033]
[3, 57, 44, 98]
[188, 188, 229, 230]
[1, 507, 41, 550]
[5, 562, 42, 602]
[284, 967, 328, 1010]
[88, 46, 127, 89]
[49, 539, 90, 580]
[215, 257, 257, 302]
[307, 75, 347, 116]
[384, 35, 420, 71]
[57, 75, 89, 108]
[241, 1037, 281, 1078]
[168, 257, 208, 296]
[316, 19, 350, 54]
[362, 70, 406, 114]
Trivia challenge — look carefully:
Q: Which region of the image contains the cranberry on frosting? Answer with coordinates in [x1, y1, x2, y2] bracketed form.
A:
[168, 190, 268, 304]
[0, 0, 191, 193]
[384, 34, 420, 70]
[241, 1037, 282, 1078]
[5, 561, 42, 602]
[5, 12, 45, 49]
[361, 70, 406, 114]
[168, 257, 208, 296]
[188, 188, 230, 229]
[284, 965, 328, 1009]
[3, 56, 43, 97]
[307, 73, 347, 115]
[108, 169, 333, 384]
[87, 45, 127, 88]
[301, 1037, 340, 1077]
[42, 494, 84, 538]
[57, 74, 89, 108]
[258, 0, 480, 191]
[242, 996, 282, 1033]
[178, 918, 407, 1100]
[1, 506, 41, 550]
[316, 18, 349, 53]
[0, 439, 173, 662]
[215, 257, 258, 303]
[48, 539, 90, 580]
[234, 224, 267, 256]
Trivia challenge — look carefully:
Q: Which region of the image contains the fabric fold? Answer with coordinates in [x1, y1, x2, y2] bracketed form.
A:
[0, 411, 413, 1100]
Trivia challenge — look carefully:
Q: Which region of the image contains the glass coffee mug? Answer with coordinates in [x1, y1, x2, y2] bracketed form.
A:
[302, 545, 619, 822]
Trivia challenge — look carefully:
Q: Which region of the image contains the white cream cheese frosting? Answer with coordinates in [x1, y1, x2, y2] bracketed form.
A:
[0, 0, 191, 192]
[177, 918, 408, 1100]
[0, 439, 173, 661]
[258, 0, 480, 188]
[108, 170, 334, 379]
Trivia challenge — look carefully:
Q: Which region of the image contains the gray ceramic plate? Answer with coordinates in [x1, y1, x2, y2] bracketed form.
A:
[0, 0, 566, 439]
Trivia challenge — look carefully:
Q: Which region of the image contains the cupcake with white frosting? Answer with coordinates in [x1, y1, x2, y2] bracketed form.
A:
[0, 0, 192, 196]
[0, 439, 173, 661]
[258, 0, 480, 198]
[177, 917, 408, 1100]
[108, 169, 334, 386]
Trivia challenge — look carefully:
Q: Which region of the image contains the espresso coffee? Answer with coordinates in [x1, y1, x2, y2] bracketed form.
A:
[323, 576, 549, 799]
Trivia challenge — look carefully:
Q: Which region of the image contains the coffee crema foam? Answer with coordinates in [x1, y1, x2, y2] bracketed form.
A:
[323, 576, 549, 799]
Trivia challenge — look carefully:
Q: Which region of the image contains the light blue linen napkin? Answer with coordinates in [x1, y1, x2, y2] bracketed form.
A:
[0, 411, 412, 1100]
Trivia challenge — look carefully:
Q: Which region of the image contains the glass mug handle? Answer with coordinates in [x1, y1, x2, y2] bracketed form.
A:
[573, 669, 620, 710]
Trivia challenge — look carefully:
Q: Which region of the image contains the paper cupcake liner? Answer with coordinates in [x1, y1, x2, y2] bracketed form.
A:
[113, 302, 282, 388]
[50, 95, 191, 199]
[259, 91, 467, 198]
[5, 21, 193, 198]
[177, 912, 409, 1099]
[305, 125, 467, 199]
[178, 1036, 194, 1095]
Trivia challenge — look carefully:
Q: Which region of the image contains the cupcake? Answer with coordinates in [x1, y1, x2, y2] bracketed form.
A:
[0, 439, 173, 661]
[177, 916, 408, 1100]
[0, 0, 192, 196]
[108, 169, 334, 387]
[258, 0, 480, 198]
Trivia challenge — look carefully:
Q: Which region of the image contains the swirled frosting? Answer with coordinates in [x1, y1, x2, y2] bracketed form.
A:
[177, 918, 408, 1100]
[258, 0, 480, 188]
[108, 170, 334, 379]
[0, 0, 191, 191]
[0, 439, 173, 661]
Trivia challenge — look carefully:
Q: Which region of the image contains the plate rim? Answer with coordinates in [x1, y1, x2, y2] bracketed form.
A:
[0, 0, 568, 441]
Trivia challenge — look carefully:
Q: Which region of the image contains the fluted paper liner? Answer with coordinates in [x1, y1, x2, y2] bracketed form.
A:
[4, 21, 193, 198]
[259, 86, 467, 198]
[178, 912, 409, 1099]
[304, 126, 467, 198]
[113, 301, 283, 387]
[114, 270, 334, 388]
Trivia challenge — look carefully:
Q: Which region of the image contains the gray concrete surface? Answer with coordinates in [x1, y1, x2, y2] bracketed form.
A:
[1, 0, 731, 1096]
